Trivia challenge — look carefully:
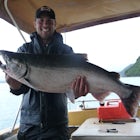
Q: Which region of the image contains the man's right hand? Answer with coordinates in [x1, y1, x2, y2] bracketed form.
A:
[5, 73, 22, 90]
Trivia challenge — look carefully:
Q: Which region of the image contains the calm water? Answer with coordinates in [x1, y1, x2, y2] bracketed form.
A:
[0, 83, 22, 131]
[0, 77, 140, 131]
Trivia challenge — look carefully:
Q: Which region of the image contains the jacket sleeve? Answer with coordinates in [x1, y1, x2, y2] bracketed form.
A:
[63, 45, 74, 54]
[57, 44, 74, 55]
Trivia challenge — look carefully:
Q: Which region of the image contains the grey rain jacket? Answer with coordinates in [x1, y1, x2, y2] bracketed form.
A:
[10, 31, 73, 132]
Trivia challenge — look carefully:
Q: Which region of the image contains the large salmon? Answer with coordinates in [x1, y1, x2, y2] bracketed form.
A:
[0, 50, 140, 117]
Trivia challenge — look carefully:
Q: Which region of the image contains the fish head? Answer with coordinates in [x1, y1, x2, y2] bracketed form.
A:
[0, 50, 27, 80]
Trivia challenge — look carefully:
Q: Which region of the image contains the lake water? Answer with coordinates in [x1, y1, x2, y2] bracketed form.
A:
[0, 83, 22, 131]
[0, 77, 140, 131]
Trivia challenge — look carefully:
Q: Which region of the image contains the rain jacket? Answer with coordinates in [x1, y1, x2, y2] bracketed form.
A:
[10, 31, 73, 132]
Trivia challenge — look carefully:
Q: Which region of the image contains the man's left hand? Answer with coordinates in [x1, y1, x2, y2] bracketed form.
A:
[71, 76, 89, 99]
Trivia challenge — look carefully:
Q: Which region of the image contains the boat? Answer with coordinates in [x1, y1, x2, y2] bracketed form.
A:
[0, 0, 140, 140]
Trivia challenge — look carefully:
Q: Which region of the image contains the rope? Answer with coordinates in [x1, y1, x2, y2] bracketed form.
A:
[4, 0, 27, 44]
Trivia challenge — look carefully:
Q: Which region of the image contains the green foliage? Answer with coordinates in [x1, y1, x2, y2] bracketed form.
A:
[125, 56, 140, 76]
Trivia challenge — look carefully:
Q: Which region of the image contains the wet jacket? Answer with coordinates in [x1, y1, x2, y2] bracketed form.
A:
[10, 31, 73, 132]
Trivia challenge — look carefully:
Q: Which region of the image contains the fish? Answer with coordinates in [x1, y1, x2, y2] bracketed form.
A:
[0, 50, 140, 117]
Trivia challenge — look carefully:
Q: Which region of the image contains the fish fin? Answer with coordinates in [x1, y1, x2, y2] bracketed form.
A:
[75, 53, 88, 61]
[20, 78, 34, 89]
[66, 89, 75, 103]
[121, 84, 140, 117]
[109, 71, 120, 79]
[91, 92, 110, 102]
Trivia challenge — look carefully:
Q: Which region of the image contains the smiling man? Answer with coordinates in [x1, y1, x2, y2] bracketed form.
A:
[5, 6, 89, 140]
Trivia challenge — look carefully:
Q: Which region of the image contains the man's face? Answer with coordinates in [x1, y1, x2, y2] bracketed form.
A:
[34, 16, 56, 40]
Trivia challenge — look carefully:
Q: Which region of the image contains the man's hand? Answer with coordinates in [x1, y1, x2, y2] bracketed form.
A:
[5, 73, 22, 90]
[71, 76, 89, 99]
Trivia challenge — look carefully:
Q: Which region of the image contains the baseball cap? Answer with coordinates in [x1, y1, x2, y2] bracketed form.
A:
[35, 6, 55, 19]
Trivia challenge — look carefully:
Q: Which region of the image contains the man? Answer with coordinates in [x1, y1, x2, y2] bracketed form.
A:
[5, 6, 89, 140]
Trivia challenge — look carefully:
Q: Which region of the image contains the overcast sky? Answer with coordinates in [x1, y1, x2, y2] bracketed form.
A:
[64, 17, 140, 72]
[0, 17, 140, 79]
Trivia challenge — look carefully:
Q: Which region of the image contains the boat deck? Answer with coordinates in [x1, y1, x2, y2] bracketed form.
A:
[71, 117, 140, 140]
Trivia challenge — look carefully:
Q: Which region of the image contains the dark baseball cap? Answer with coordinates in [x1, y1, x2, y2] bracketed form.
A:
[35, 6, 55, 19]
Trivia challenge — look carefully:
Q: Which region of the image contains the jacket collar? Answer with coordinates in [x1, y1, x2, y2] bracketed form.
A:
[29, 31, 64, 54]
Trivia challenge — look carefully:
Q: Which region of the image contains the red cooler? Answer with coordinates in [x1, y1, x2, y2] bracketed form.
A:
[97, 99, 131, 121]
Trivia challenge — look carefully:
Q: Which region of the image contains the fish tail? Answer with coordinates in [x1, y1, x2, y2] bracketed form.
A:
[121, 84, 140, 117]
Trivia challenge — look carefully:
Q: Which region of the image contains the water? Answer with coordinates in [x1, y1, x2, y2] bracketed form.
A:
[0, 83, 22, 131]
[0, 77, 140, 131]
